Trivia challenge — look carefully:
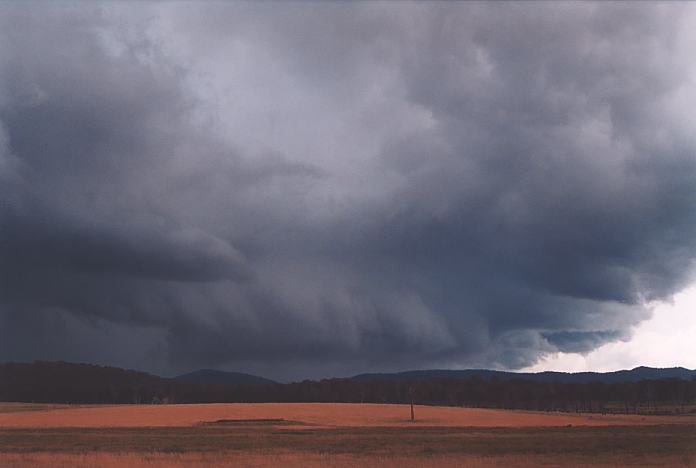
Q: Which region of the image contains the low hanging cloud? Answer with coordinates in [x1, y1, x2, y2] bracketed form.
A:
[1, 2, 695, 380]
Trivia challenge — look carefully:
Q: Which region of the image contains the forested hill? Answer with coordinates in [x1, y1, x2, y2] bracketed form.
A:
[352, 366, 696, 384]
[1, 361, 695, 413]
[0, 361, 174, 404]
[175, 369, 277, 386]
[0, 361, 277, 404]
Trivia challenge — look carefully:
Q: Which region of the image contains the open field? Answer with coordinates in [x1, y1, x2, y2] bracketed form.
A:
[1, 402, 694, 428]
[1, 403, 694, 467]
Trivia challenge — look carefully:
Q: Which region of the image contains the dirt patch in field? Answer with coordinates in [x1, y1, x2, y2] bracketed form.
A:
[203, 418, 307, 427]
[0, 403, 693, 429]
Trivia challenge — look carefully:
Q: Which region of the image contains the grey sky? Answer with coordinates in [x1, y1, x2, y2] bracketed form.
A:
[1, 2, 695, 380]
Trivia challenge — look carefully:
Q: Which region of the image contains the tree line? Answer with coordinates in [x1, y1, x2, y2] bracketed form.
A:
[2, 361, 695, 414]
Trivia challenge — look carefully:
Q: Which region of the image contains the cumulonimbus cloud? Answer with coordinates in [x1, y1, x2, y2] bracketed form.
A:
[1, 2, 695, 380]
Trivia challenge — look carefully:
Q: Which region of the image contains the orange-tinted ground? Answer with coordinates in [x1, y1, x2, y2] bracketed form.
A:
[1, 403, 694, 467]
[0, 402, 693, 428]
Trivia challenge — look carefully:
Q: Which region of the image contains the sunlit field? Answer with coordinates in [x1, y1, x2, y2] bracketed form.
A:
[2, 402, 693, 428]
[1, 403, 695, 467]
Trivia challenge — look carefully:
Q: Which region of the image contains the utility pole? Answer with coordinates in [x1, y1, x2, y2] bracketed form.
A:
[409, 385, 415, 422]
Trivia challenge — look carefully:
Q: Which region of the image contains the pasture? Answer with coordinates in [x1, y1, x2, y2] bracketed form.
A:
[1, 403, 694, 467]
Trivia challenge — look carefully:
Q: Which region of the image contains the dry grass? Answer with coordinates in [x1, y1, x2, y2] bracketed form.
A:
[2, 425, 694, 454]
[1, 451, 694, 468]
[0, 402, 693, 428]
[1, 403, 694, 467]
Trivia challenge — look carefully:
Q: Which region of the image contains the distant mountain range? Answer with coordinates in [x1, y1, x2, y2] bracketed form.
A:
[175, 369, 277, 386]
[1, 361, 694, 405]
[177, 365, 696, 386]
[352, 366, 696, 384]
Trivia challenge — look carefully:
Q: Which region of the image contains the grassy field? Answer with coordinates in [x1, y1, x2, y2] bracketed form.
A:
[1, 402, 692, 428]
[0, 403, 694, 467]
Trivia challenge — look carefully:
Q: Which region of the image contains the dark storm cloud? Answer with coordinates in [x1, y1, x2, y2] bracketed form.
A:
[2, 208, 250, 282]
[1, 2, 695, 380]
